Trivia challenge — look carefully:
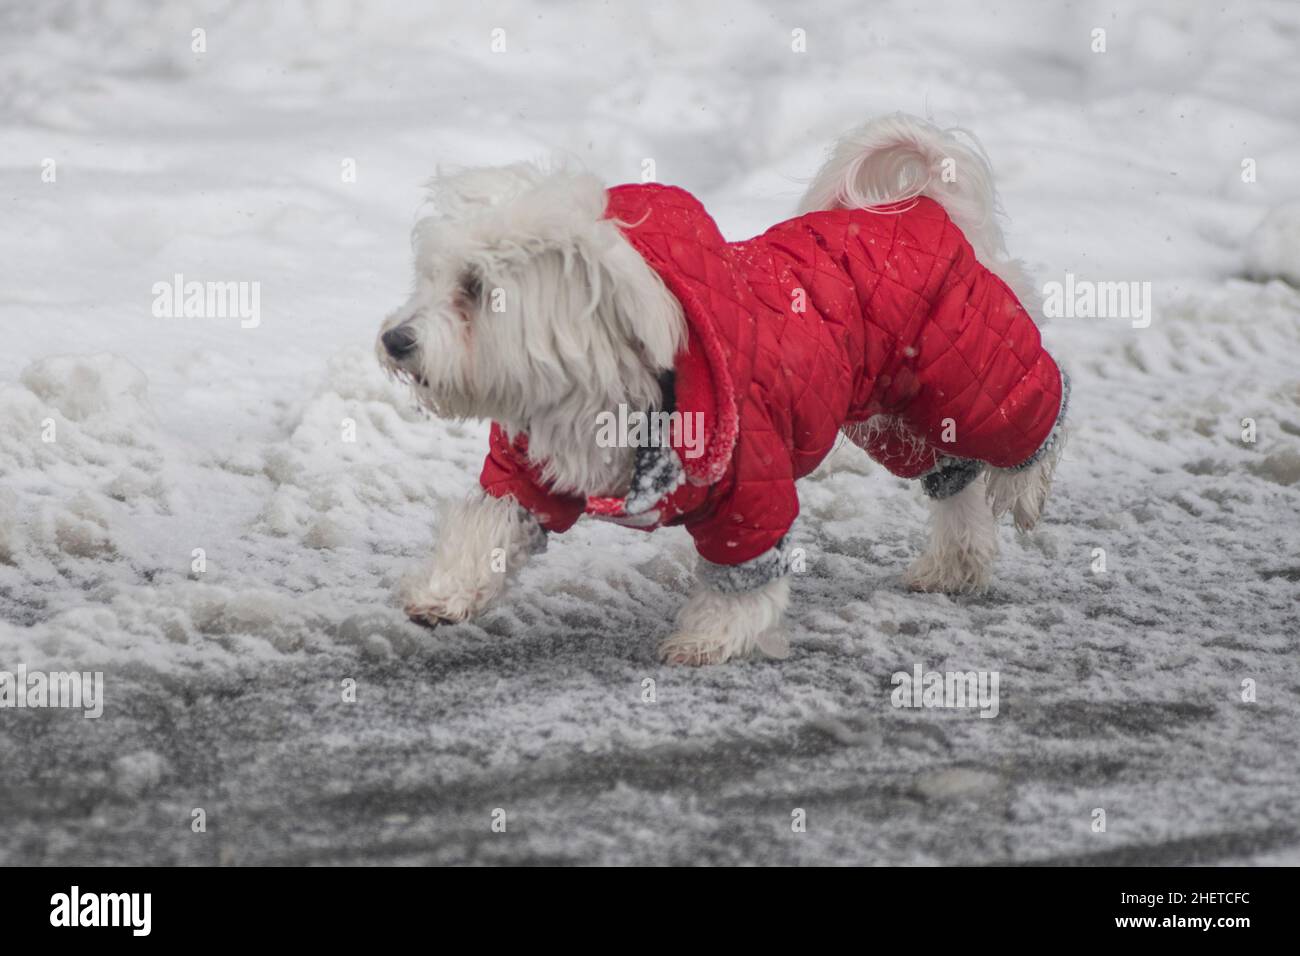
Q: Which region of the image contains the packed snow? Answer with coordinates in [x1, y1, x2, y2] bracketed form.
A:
[1, 0, 1298, 864]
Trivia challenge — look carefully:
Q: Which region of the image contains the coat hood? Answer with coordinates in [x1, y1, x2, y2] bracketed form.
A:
[603, 183, 743, 489]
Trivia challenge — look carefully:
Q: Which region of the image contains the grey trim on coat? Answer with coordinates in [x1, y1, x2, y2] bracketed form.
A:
[697, 537, 791, 593]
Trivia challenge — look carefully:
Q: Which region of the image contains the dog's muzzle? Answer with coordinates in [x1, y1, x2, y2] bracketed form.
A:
[381, 325, 419, 359]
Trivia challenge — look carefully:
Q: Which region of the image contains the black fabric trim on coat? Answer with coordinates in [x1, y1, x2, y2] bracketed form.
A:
[621, 368, 685, 516]
[921, 457, 984, 500]
[656, 368, 677, 416]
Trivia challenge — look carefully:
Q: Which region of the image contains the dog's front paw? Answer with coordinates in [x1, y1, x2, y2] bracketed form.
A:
[659, 626, 786, 666]
[658, 631, 732, 666]
[661, 576, 791, 665]
[402, 590, 480, 630]
[404, 604, 454, 630]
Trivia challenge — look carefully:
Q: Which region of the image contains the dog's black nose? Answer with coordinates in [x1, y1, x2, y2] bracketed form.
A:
[382, 325, 418, 359]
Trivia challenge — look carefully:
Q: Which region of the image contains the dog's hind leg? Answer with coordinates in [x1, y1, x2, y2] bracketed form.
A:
[905, 466, 999, 594]
[985, 429, 1066, 532]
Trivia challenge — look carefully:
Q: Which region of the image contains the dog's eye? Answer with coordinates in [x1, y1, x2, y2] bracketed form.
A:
[459, 270, 483, 304]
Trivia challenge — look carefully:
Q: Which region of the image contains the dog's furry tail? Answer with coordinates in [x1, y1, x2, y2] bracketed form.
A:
[798, 113, 1041, 321]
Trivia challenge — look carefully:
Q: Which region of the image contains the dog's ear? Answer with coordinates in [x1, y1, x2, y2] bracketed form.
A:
[476, 233, 683, 412]
[588, 228, 685, 374]
[466, 169, 684, 393]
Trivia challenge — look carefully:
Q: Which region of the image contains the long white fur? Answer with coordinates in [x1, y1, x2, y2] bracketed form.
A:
[986, 432, 1067, 532]
[658, 577, 791, 666]
[402, 490, 540, 625]
[381, 114, 1060, 663]
[903, 475, 1000, 593]
[378, 164, 685, 497]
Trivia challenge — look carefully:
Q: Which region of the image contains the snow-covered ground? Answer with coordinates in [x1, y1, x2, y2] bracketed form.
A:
[1, 0, 1298, 864]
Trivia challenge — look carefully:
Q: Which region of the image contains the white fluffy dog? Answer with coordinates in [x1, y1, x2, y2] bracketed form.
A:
[377, 114, 1066, 665]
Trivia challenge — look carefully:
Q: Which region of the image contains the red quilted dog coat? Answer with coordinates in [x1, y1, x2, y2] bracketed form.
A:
[481, 183, 1065, 566]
